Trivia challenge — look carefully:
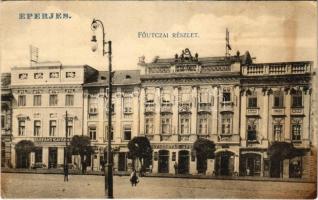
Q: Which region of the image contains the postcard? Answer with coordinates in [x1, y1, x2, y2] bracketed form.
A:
[0, 1, 317, 199]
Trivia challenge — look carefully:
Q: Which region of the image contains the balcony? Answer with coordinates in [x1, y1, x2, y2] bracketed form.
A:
[178, 102, 192, 113]
[291, 107, 304, 115]
[246, 107, 260, 116]
[217, 134, 240, 143]
[198, 102, 212, 113]
[144, 102, 155, 113]
[272, 107, 285, 116]
[160, 103, 172, 113]
[220, 101, 234, 113]
[179, 134, 190, 141]
[160, 134, 172, 141]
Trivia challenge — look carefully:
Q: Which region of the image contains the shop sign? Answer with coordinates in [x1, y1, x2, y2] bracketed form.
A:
[34, 137, 71, 143]
[151, 144, 192, 150]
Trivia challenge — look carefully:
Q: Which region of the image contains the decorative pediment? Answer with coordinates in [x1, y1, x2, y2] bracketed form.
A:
[175, 48, 199, 63]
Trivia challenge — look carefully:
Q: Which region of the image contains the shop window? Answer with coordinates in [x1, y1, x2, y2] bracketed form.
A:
[33, 95, 41, 106]
[289, 157, 302, 178]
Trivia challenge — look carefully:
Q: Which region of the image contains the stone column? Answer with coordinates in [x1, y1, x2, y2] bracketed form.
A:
[42, 147, 49, 168]
[285, 93, 291, 142]
[57, 147, 64, 166]
[113, 153, 119, 172]
[262, 91, 269, 141]
[172, 87, 179, 141]
[169, 151, 175, 174]
[189, 156, 197, 175]
[303, 90, 310, 146]
[11, 144, 16, 168]
[140, 88, 145, 135]
[132, 88, 139, 137]
[152, 151, 158, 174]
[30, 152, 35, 167]
[190, 87, 197, 142]
[211, 86, 218, 141]
[283, 159, 290, 178]
[83, 92, 88, 137]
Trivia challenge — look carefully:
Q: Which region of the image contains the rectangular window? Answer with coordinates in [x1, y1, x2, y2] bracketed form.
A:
[273, 124, 283, 141]
[180, 114, 190, 134]
[221, 114, 232, 135]
[67, 119, 73, 137]
[34, 120, 41, 136]
[49, 94, 58, 106]
[65, 95, 74, 106]
[292, 92, 302, 108]
[89, 127, 97, 140]
[248, 97, 257, 108]
[89, 97, 98, 114]
[273, 92, 284, 107]
[161, 114, 171, 134]
[223, 92, 231, 102]
[123, 126, 131, 140]
[18, 95, 26, 106]
[105, 126, 114, 141]
[198, 114, 208, 135]
[292, 124, 301, 141]
[1, 115, 5, 129]
[18, 120, 25, 136]
[123, 96, 132, 113]
[247, 119, 257, 141]
[49, 120, 57, 136]
[145, 116, 154, 135]
[33, 95, 41, 106]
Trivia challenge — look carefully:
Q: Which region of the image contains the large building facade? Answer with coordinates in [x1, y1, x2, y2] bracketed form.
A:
[2, 49, 316, 179]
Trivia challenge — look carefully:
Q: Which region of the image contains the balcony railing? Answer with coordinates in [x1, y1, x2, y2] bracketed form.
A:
[220, 101, 234, 112]
[178, 102, 192, 112]
[291, 108, 304, 115]
[272, 108, 285, 116]
[144, 102, 155, 113]
[246, 107, 260, 116]
[161, 102, 172, 113]
[242, 62, 311, 76]
[198, 102, 212, 112]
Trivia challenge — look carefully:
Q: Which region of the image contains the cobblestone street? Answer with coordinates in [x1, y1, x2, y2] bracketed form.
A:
[1, 173, 316, 198]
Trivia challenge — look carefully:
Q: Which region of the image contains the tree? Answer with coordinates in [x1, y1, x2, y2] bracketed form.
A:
[69, 135, 93, 170]
[128, 136, 152, 172]
[193, 138, 216, 173]
[267, 141, 302, 161]
[15, 140, 35, 153]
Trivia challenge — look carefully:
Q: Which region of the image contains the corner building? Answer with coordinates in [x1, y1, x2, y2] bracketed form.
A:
[10, 62, 98, 168]
[137, 49, 315, 179]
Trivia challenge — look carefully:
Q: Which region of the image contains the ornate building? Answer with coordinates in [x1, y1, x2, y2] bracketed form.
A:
[10, 62, 98, 168]
[83, 70, 140, 172]
[1, 73, 13, 167]
[137, 48, 315, 179]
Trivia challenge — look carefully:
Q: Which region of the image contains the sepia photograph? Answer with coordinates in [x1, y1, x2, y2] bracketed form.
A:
[0, 1, 317, 199]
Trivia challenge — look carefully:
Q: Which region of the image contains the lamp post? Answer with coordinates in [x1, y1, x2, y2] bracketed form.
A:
[90, 18, 113, 198]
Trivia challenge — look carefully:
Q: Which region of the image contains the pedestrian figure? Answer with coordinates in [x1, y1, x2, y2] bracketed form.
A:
[174, 162, 178, 175]
[246, 168, 250, 176]
[130, 170, 139, 186]
[64, 164, 69, 182]
[82, 160, 87, 174]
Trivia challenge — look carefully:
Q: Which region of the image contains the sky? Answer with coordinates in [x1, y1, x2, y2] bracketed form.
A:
[0, 1, 317, 72]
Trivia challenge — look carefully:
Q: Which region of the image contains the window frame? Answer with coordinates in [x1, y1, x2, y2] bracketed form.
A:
[33, 120, 41, 136]
[18, 95, 26, 107]
[65, 94, 74, 106]
[123, 125, 132, 141]
[33, 95, 42, 106]
[89, 127, 97, 141]
[49, 94, 58, 106]
[18, 120, 26, 136]
[49, 120, 57, 136]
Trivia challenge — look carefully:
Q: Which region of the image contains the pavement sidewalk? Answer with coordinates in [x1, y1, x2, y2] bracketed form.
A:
[1, 168, 316, 183]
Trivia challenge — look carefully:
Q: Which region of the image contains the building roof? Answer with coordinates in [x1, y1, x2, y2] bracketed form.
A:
[84, 70, 141, 87]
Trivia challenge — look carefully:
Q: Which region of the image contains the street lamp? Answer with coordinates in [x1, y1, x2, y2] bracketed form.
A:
[90, 18, 113, 198]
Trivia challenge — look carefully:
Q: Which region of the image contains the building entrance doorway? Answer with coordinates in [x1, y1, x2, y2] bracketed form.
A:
[215, 151, 234, 176]
[48, 147, 57, 168]
[178, 150, 189, 174]
[16, 151, 29, 168]
[240, 153, 261, 176]
[118, 152, 127, 171]
[270, 159, 282, 178]
[158, 150, 169, 173]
